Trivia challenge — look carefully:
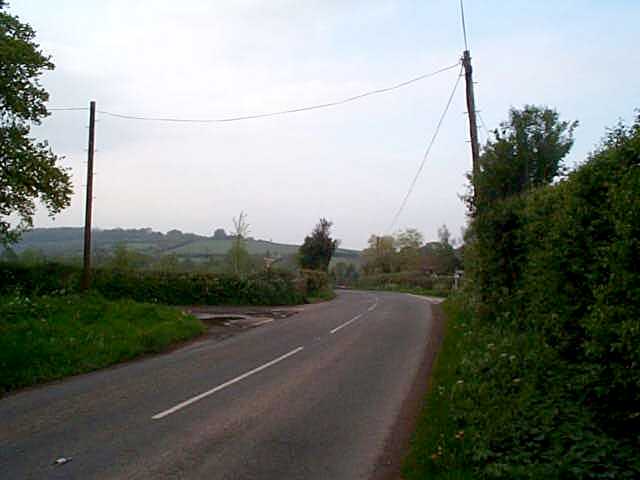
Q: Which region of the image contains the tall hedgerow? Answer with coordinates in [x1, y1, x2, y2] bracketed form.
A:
[466, 113, 640, 445]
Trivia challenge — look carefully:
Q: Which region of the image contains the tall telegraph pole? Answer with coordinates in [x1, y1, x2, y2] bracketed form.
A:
[462, 50, 480, 206]
[81, 100, 96, 291]
[460, 0, 481, 207]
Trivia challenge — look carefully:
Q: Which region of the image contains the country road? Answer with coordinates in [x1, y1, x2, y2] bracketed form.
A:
[0, 290, 442, 480]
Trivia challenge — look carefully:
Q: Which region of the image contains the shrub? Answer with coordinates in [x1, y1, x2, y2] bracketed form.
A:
[465, 114, 640, 453]
[0, 264, 306, 306]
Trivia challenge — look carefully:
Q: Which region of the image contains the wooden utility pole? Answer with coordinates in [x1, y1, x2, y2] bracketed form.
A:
[81, 100, 96, 291]
[462, 50, 480, 205]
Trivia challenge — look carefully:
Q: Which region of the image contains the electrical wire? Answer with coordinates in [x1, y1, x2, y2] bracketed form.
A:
[387, 65, 464, 233]
[47, 62, 460, 123]
[48, 107, 89, 111]
[478, 110, 489, 136]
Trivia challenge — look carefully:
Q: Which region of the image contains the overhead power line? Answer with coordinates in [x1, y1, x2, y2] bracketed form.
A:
[387, 65, 464, 233]
[47, 62, 460, 123]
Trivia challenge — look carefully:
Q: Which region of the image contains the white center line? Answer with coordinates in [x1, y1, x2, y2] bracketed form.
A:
[152, 346, 304, 420]
[330, 314, 363, 334]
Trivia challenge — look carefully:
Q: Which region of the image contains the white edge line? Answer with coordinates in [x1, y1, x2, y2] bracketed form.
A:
[252, 318, 274, 327]
[152, 346, 304, 420]
[330, 313, 363, 335]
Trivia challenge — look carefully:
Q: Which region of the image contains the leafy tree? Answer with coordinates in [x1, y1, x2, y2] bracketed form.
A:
[212, 228, 227, 240]
[298, 218, 339, 271]
[473, 105, 577, 209]
[0, 2, 72, 245]
[361, 234, 396, 274]
[394, 228, 424, 271]
[419, 225, 460, 275]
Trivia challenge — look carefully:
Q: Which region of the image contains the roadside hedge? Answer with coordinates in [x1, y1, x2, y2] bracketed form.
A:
[0, 264, 308, 306]
[464, 114, 640, 469]
[356, 271, 454, 294]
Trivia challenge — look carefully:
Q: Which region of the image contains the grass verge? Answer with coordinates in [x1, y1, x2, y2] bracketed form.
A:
[306, 287, 337, 303]
[402, 293, 640, 479]
[0, 292, 205, 394]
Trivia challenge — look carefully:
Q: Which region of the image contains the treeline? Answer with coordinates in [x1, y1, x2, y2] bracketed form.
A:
[332, 225, 462, 293]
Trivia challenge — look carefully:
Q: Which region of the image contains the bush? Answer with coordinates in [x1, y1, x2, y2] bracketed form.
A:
[461, 114, 640, 468]
[0, 264, 306, 306]
[355, 271, 454, 295]
[404, 295, 640, 479]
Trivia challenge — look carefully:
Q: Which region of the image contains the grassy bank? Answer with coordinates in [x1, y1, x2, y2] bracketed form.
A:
[403, 294, 639, 479]
[0, 293, 205, 393]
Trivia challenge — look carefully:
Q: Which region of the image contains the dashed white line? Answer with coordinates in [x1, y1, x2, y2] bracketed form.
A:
[152, 346, 304, 420]
[330, 314, 363, 334]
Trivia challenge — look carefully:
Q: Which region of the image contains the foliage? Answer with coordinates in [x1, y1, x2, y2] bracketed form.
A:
[298, 218, 339, 271]
[356, 271, 453, 296]
[330, 261, 359, 285]
[404, 294, 640, 479]
[0, 262, 308, 305]
[444, 113, 640, 476]
[299, 268, 330, 293]
[361, 226, 460, 275]
[361, 234, 396, 273]
[472, 105, 577, 211]
[395, 228, 424, 271]
[0, 2, 72, 245]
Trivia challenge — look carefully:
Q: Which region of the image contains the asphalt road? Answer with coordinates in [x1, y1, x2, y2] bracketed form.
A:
[0, 290, 439, 480]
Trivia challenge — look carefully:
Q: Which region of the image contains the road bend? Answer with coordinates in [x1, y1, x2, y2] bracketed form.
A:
[0, 290, 438, 479]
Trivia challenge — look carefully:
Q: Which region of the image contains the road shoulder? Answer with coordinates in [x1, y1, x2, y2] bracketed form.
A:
[370, 299, 446, 480]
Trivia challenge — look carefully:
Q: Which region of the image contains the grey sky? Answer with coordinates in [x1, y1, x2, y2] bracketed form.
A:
[12, 0, 640, 249]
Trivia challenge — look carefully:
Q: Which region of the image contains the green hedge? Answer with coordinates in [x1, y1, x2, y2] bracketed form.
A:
[0, 264, 305, 306]
[356, 271, 454, 294]
[404, 295, 640, 479]
[465, 115, 640, 466]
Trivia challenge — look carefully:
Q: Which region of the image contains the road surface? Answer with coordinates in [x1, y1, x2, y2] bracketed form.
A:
[0, 290, 440, 479]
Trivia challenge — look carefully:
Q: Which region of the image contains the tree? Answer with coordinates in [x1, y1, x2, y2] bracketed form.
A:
[298, 218, 339, 271]
[473, 105, 577, 209]
[0, 2, 72, 245]
[419, 225, 460, 275]
[212, 228, 227, 240]
[394, 228, 424, 271]
[361, 234, 395, 274]
[227, 211, 250, 275]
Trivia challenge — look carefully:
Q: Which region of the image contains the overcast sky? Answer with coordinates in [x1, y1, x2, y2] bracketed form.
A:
[12, 0, 640, 249]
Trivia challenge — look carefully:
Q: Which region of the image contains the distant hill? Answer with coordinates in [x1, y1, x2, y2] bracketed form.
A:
[7, 227, 361, 264]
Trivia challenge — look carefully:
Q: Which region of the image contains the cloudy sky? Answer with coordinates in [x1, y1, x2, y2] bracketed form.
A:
[12, 0, 640, 249]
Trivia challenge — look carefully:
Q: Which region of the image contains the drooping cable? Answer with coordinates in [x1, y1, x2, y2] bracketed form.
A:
[387, 66, 464, 232]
